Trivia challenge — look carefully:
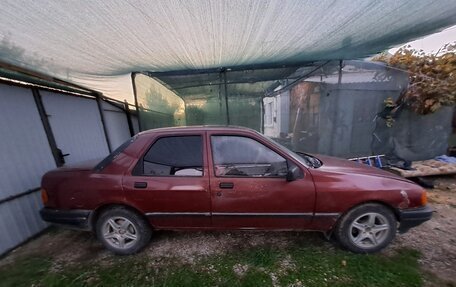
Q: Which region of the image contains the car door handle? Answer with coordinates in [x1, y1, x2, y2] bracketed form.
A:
[219, 182, 234, 189]
[134, 182, 147, 189]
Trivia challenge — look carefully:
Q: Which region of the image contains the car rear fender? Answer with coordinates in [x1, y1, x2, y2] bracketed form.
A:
[90, 203, 152, 231]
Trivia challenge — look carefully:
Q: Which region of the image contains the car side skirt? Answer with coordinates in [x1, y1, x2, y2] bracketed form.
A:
[145, 212, 340, 218]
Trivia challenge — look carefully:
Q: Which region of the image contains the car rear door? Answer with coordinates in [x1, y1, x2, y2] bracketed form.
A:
[122, 131, 211, 228]
[207, 131, 316, 229]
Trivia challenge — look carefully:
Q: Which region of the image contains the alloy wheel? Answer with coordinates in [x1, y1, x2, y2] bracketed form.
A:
[348, 212, 390, 249]
[102, 216, 138, 249]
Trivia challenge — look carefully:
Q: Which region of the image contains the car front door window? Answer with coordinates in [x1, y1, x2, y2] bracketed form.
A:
[211, 135, 288, 177]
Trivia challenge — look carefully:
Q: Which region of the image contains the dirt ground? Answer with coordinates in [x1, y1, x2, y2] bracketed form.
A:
[2, 175, 455, 285]
[391, 175, 456, 283]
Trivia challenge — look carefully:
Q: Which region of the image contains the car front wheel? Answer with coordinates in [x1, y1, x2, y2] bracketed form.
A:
[95, 207, 152, 255]
[335, 203, 397, 253]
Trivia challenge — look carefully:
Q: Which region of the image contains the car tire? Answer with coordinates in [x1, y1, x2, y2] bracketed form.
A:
[335, 203, 397, 253]
[95, 207, 152, 255]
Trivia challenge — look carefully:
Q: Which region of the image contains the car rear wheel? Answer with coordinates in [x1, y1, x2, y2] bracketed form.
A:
[335, 203, 396, 253]
[95, 207, 151, 255]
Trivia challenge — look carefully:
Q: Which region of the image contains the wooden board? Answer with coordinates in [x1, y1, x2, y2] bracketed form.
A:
[389, 160, 456, 178]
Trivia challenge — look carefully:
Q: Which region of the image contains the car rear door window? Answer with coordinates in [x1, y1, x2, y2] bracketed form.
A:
[139, 135, 203, 176]
[211, 135, 288, 177]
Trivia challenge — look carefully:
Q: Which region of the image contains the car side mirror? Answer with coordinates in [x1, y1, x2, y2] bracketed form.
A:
[286, 165, 301, 182]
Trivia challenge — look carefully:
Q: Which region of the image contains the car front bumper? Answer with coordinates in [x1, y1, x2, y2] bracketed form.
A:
[40, 208, 92, 231]
[397, 205, 433, 233]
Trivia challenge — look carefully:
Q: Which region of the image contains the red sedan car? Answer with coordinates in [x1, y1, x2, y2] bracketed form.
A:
[40, 126, 432, 255]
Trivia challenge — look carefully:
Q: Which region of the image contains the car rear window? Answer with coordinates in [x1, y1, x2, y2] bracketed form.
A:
[134, 135, 203, 176]
[94, 136, 136, 172]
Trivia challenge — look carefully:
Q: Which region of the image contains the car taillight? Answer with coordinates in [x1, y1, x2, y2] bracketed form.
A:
[421, 191, 427, 206]
[41, 188, 48, 205]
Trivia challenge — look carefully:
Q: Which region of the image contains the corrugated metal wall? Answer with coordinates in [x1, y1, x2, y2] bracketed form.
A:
[0, 83, 134, 255]
[0, 192, 47, 253]
[0, 84, 56, 254]
[102, 101, 132, 149]
[41, 91, 110, 164]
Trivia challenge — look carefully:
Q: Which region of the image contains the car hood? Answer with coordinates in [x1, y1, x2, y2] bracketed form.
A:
[311, 154, 411, 182]
[57, 158, 102, 172]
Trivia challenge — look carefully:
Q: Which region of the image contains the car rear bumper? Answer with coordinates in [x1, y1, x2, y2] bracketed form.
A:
[398, 205, 433, 233]
[40, 208, 92, 231]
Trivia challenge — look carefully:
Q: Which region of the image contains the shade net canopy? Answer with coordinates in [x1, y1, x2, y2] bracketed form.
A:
[134, 60, 453, 161]
[1, 0, 456, 102]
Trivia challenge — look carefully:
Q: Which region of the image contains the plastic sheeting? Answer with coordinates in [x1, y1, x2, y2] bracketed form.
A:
[134, 60, 453, 160]
[1, 0, 456, 102]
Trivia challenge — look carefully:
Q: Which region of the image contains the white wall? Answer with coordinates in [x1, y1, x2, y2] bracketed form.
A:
[263, 97, 277, 137]
[263, 91, 290, 138]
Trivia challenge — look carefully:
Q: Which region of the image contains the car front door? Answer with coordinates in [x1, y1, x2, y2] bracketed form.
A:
[122, 132, 211, 229]
[207, 132, 316, 229]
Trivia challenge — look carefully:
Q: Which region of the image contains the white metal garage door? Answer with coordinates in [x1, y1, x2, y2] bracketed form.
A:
[40, 91, 110, 165]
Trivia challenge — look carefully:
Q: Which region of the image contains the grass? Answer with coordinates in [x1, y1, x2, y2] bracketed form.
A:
[0, 244, 426, 287]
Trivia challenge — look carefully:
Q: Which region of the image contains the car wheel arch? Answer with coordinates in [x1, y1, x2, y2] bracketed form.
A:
[332, 200, 400, 231]
[90, 203, 153, 231]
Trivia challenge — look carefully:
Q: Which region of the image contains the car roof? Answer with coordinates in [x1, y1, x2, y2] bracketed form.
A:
[139, 125, 256, 135]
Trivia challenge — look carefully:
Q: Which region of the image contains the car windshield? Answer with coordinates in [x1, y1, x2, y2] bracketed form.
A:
[258, 132, 322, 168]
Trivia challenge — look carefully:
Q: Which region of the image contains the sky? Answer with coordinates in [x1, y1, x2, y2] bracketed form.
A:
[389, 25, 456, 54]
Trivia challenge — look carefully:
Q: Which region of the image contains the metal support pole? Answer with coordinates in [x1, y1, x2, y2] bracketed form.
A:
[95, 94, 112, 153]
[218, 72, 223, 117]
[260, 97, 264, 133]
[338, 60, 343, 85]
[329, 60, 343, 155]
[131, 73, 143, 132]
[124, 100, 135, 136]
[32, 88, 63, 167]
[223, 70, 230, 125]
